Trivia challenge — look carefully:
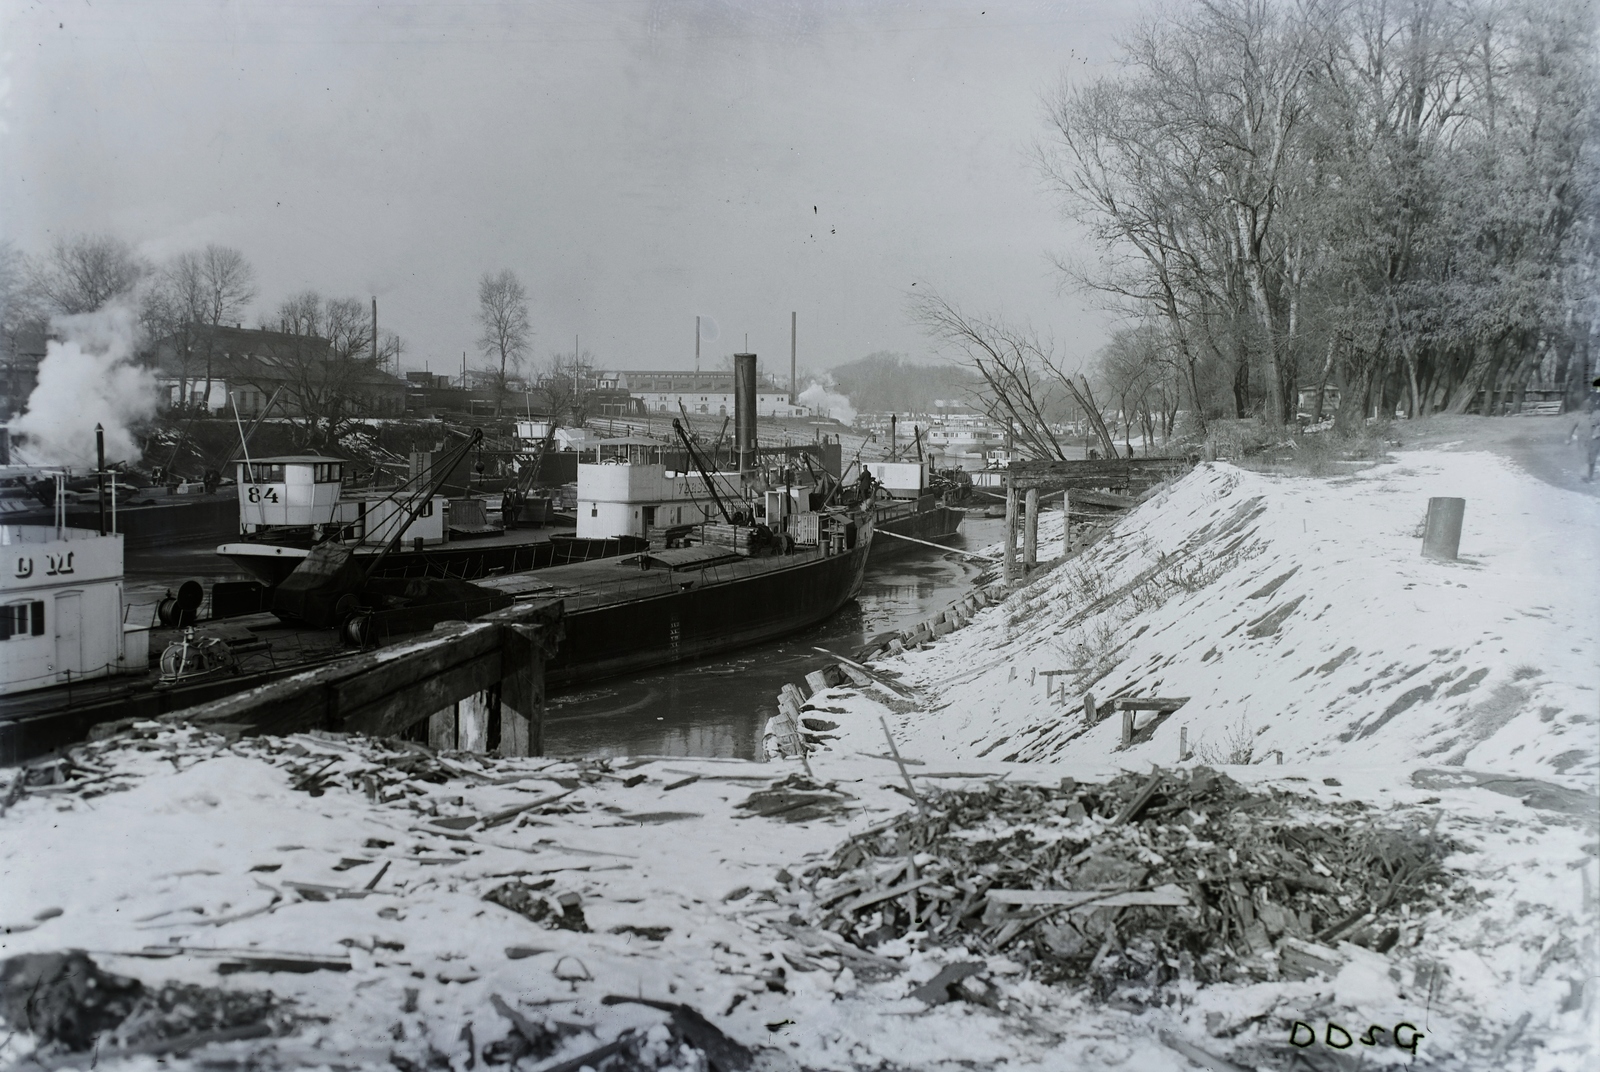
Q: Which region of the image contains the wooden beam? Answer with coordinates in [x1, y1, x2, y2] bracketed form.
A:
[329, 624, 500, 714]
[340, 650, 502, 738]
[1071, 488, 1138, 510]
[1006, 458, 1192, 492]
[1113, 697, 1191, 712]
[154, 599, 563, 748]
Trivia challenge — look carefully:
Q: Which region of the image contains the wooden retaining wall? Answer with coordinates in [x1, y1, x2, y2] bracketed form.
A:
[104, 599, 564, 756]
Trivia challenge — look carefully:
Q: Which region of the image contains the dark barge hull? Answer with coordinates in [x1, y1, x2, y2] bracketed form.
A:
[3, 494, 239, 549]
[219, 533, 648, 587]
[486, 525, 874, 690]
[871, 501, 963, 558]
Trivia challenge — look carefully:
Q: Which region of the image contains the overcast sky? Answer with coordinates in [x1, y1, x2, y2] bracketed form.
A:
[2, 0, 1133, 377]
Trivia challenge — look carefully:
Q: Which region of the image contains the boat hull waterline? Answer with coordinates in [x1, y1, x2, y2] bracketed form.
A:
[483, 523, 874, 690]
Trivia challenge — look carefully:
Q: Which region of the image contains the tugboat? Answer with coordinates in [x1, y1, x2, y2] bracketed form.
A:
[860, 457, 964, 558]
[473, 354, 876, 687]
[0, 480, 149, 698]
[216, 449, 643, 588]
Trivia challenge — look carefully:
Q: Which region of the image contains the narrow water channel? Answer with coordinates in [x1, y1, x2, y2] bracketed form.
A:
[124, 516, 1005, 759]
[544, 515, 1005, 760]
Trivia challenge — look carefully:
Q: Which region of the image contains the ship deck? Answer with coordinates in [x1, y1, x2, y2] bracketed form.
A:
[478, 543, 838, 613]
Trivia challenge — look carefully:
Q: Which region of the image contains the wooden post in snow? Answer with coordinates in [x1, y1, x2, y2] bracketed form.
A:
[1062, 486, 1073, 559]
[1003, 482, 1019, 584]
[1023, 488, 1039, 571]
[1422, 497, 1465, 561]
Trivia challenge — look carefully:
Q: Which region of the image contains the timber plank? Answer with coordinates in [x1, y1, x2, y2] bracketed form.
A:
[330, 623, 500, 713]
[338, 650, 504, 738]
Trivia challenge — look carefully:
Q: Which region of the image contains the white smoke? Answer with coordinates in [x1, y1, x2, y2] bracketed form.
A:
[11, 306, 157, 469]
[798, 375, 857, 427]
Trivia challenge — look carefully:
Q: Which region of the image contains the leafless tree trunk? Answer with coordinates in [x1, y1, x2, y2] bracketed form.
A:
[477, 269, 531, 418]
[910, 291, 1119, 459]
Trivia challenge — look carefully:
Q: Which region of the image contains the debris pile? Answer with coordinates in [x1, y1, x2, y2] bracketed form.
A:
[484, 879, 590, 932]
[0, 952, 290, 1060]
[791, 766, 1457, 1004]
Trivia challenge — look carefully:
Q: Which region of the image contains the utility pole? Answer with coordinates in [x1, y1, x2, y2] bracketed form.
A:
[695, 316, 701, 374]
[371, 297, 378, 368]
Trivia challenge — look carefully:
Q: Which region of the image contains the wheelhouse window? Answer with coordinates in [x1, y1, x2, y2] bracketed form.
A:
[312, 463, 343, 483]
[242, 463, 285, 483]
[0, 601, 45, 640]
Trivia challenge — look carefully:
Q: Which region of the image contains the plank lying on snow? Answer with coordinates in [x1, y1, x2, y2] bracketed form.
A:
[986, 885, 1190, 910]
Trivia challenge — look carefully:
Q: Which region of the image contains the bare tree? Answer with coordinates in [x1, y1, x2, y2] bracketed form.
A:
[143, 245, 257, 408]
[533, 350, 596, 426]
[27, 233, 149, 315]
[910, 291, 1118, 459]
[476, 269, 531, 417]
[254, 291, 394, 449]
[0, 240, 42, 341]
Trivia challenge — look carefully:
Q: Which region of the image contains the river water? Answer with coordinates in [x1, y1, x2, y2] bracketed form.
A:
[126, 517, 1005, 759]
[544, 515, 1005, 760]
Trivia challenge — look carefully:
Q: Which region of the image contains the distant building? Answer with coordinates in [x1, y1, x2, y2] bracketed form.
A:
[150, 324, 407, 419]
[606, 369, 803, 418]
[0, 328, 49, 420]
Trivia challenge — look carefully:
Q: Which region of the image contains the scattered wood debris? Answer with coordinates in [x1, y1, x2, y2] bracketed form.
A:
[786, 766, 1458, 1003]
[735, 774, 856, 823]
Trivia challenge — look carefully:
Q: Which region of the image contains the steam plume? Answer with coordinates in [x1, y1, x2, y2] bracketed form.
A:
[11, 306, 156, 469]
[798, 376, 856, 426]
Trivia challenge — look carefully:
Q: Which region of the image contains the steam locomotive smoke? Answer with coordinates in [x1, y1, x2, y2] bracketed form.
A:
[798, 377, 856, 426]
[11, 306, 157, 469]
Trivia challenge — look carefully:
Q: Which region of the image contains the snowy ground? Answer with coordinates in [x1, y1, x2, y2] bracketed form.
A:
[870, 449, 1599, 780]
[3, 440, 1597, 1071]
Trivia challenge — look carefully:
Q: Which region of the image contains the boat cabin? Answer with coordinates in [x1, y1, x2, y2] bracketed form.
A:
[0, 525, 147, 695]
[236, 455, 446, 545]
[237, 456, 345, 530]
[863, 460, 927, 498]
[577, 460, 722, 540]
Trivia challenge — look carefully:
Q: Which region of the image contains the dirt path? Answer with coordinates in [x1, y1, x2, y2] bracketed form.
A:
[1384, 413, 1599, 496]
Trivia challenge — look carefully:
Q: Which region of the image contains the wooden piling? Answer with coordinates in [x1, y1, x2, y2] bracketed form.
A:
[1062, 485, 1072, 559]
[428, 705, 457, 750]
[498, 620, 551, 757]
[1003, 483, 1019, 584]
[1422, 497, 1465, 561]
[1023, 488, 1039, 571]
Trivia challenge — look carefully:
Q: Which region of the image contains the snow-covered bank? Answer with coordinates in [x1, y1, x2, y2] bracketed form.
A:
[835, 451, 1598, 782]
[2, 449, 1596, 1071]
[2, 719, 1592, 1071]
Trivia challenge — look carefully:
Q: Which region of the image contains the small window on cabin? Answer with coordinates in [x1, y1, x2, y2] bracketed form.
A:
[0, 601, 41, 641]
[591, 506, 598, 517]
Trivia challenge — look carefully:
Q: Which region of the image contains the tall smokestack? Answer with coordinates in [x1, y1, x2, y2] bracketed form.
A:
[372, 297, 378, 367]
[96, 423, 106, 535]
[734, 352, 757, 475]
[790, 311, 797, 406]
